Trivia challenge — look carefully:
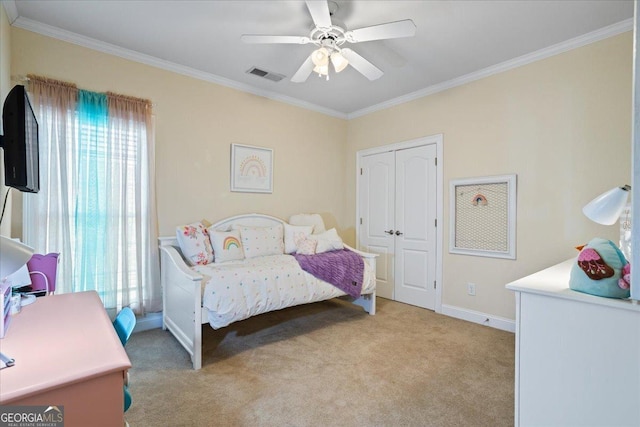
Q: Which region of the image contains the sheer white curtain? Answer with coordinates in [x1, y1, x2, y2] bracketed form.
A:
[23, 75, 161, 315]
[105, 92, 161, 314]
[23, 77, 76, 295]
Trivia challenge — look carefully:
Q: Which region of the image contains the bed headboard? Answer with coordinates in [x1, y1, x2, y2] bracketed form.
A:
[210, 213, 285, 231]
[158, 213, 286, 248]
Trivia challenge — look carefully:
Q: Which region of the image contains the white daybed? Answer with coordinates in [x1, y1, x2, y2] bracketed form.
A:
[159, 213, 377, 369]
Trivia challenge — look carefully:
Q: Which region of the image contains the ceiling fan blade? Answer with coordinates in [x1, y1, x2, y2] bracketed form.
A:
[341, 48, 383, 81]
[291, 55, 315, 83]
[345, 19, 416, 43]
[305, 0, 332, 28]
[241, 35, 311, 44]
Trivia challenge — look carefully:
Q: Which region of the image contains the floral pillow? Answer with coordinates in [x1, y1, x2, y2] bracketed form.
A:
[284, 223, 314, 254]
[209, 229, 245, 263]
[236, 224, 285, 259]
[176, 222, 214, 266]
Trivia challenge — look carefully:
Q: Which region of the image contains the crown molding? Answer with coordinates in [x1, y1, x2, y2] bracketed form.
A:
[347, 18, 634, 119]
[8, 10, 632, 121]
[11, 16, 348, 120]
[1, 0, 18, 24]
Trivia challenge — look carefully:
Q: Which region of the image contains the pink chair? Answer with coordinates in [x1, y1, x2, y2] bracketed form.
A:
[26, 253, 59, 295]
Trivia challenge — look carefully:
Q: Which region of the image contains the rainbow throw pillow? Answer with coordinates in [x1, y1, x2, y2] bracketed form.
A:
[209, 229, 245, 263]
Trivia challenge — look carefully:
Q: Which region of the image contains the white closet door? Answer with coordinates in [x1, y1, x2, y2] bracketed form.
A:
[358, 144, 438, 309]
[359, 151, 395, 299]
[394, 144, 437, 310]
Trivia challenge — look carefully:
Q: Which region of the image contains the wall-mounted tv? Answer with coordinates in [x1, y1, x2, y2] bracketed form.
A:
[0, 85, 39, 193]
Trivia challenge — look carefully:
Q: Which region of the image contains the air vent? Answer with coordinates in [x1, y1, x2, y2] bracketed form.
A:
[246, 67, 285, 82]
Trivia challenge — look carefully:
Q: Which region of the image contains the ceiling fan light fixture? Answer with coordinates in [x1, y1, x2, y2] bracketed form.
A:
[313, 63, 329, 75]
[311, 47, 330, 66]
[330, 51, 348, 72]
[242, 0, 417, 83]
[313, 63, 330, 81]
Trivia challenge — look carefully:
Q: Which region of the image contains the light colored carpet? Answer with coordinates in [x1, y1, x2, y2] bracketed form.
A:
[125, 297, 514, 427]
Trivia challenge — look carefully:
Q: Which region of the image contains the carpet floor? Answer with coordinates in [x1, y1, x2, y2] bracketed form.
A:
[125, 297, 514, 427]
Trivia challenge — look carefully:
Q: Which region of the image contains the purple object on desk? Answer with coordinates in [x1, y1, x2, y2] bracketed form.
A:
[26, 253, 59, 294]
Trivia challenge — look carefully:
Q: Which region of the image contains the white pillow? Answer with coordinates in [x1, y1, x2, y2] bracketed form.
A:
[295, 237, 317, 255]
[176, 222, 214, 266]
[209, 229, 245, 263]
[288, 213, 326, 235]
[311, 228, 344, 254]
[284, 223, 314, 254]
[236, 224, 284, 259]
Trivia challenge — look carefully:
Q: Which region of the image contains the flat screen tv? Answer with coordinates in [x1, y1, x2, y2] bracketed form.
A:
[0, 85, 39, 193]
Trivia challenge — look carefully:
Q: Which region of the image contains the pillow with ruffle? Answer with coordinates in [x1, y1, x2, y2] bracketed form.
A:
[295, 236, 317, 255]
[284, 223, 314, 254]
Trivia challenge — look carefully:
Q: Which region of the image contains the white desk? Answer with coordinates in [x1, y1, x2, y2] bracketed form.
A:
[506, 259, 640, 427]
[0, 291, 131, 427]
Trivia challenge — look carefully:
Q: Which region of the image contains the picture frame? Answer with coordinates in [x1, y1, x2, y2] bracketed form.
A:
[449, 174, 517, 259]
[230, 143, 273, 193]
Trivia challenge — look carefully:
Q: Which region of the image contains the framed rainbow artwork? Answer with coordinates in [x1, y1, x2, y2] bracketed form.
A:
[231, 143, 273, 193]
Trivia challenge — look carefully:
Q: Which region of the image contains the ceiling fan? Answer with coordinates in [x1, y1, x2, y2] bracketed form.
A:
[241, 0, 416, 82]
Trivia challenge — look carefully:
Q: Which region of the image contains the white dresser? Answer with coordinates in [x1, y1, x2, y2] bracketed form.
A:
[506, 259, 640, 427]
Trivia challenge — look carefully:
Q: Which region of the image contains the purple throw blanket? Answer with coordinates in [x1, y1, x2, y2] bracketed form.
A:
[293, 249, 364, 298]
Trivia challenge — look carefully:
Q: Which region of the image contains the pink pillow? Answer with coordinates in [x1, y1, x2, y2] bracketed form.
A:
[295, 236, 317, 255]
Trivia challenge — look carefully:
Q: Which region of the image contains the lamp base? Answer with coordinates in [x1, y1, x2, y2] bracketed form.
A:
[619, 203, 632, 261]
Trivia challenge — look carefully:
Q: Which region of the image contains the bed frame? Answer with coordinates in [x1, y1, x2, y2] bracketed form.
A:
[159, 213, 377, 369]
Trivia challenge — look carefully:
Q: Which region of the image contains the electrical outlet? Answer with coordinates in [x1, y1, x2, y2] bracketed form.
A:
[467, 283, 476, 296]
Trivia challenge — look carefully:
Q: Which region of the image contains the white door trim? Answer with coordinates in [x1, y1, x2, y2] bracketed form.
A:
[356, 134, 444, 314]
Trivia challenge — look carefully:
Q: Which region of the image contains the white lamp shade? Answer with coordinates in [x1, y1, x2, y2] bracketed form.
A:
[311, 48, 329, 66]
[0, 236, 34, 280]
[582, 185, 631, 225]
[330, 51, 348, 73]
[313, 64, 329, 76]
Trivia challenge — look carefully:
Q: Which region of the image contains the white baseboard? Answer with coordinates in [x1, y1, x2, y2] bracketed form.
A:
[133, 312, 163, 333]
[131, 307, 516, 334]
[441, 304, 515, 333]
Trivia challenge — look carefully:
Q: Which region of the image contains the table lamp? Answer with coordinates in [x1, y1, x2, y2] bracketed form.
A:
[0, 235, 34, 280]
[582, 185, 631, 225]
[582, 184, 632, 262]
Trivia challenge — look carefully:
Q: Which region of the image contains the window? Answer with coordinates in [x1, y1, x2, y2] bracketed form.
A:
[23, 77, 161, 315]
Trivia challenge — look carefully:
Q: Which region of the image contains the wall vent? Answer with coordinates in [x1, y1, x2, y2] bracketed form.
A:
[247, 67, 285, 82]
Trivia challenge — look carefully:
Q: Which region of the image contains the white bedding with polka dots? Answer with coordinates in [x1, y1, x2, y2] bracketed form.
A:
[193, 254, 375, 329]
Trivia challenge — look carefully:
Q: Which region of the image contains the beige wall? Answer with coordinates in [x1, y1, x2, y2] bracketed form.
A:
[9, 24, 633, 322]
[0, 5, 12, 237]
[346, 33, 632, 319]
[10, 28, 348, 237]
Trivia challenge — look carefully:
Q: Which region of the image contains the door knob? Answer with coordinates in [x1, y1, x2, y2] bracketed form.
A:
[395, 230, 403, 236]
[384, 230, 395, 235]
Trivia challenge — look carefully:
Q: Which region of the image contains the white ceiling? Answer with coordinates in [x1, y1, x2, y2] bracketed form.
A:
[4, 0, 634, 118]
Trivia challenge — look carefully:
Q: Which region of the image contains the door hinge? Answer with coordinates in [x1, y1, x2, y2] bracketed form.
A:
[433, 280, 437, 289]
[360, 168, 363, 175]
[435, 157, 437, 166]
[360, 217, 362, 225]
[434, 218, 437, 227]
